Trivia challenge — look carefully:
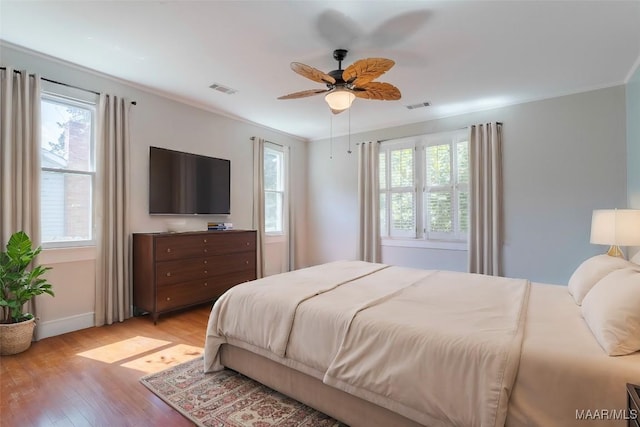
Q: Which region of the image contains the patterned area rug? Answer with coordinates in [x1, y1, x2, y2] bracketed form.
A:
[140, 356, 346, 427]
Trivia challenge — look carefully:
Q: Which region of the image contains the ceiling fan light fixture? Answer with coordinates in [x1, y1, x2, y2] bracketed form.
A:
[325, 89, 355, 112]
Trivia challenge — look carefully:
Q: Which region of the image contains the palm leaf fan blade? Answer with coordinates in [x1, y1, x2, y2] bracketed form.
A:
[290, 62, 336, 85]
[343, 58, 395, 86]
[353, 82, 401, 100]
[277, 89, 329, 100]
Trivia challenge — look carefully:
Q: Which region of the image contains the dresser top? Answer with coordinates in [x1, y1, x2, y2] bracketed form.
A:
[134, 230, 255, 237]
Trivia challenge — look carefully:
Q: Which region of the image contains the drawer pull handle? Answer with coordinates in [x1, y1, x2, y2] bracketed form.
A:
[166, 297, 171, 301]
[245, 260, 249, 265]
[246, 242, 250, 246]
[166, 272, 171, 277]
[204, 282, 208, 287]
[204, 249, 208, 253]
[204, 239, 207, 243]
[204, 260, 207, 264]
[167, 248, 171, 253]
[204, 270, 208, 274]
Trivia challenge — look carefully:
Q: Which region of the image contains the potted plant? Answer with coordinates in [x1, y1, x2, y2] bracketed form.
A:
[0, 231, 54, 355]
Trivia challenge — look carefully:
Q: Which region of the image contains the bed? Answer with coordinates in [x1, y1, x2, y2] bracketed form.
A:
[204, 260, 640, 427]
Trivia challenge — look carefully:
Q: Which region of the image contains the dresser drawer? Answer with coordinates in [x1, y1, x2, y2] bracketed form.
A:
[156, 270, 255, 312]
[203, 232, 257, 256]
[155, 232, 256, 261]
[207, 251, 255, 275]
[156, 251, 255, 286]
[155, 234, 210, 261]
[156, 257, 212, 286]
[156, 279, 227, 311]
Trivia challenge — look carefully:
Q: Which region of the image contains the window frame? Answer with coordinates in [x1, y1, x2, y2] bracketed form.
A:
[379, 137, 418, 239]
[40, 91, 97, 249]
[422, 130, 469, 242]
[263, 142, 287, 236]
[379, 129, 469, 250]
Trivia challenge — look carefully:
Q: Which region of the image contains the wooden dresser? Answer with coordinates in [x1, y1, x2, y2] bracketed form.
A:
[133, 230, 256, 323]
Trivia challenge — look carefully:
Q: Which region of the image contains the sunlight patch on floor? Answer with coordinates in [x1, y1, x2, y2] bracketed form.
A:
[121, 343, 203, 374]
[76, 336, 171, 363]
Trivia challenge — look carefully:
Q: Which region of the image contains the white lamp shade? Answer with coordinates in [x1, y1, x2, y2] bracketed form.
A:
[590, 209, 640, 246]
[325, 90, 355, 111]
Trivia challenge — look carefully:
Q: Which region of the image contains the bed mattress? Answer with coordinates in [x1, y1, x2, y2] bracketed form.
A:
[205, 261, 640, 426]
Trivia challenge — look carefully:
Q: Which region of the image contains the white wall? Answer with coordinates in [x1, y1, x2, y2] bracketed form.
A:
[3, 43, 308, 338]
[307, 86, 628, 285]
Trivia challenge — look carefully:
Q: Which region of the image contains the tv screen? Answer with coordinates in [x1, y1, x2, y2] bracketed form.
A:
[149, 146, 230, 215]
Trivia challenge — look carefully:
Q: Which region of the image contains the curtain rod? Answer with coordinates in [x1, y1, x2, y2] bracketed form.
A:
[375, 122, 503, 144]
[1, 67, 137, 105]
[250, 136, 284, 148]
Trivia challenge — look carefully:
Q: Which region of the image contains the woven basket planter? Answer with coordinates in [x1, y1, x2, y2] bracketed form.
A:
[0, 317, 36, 356]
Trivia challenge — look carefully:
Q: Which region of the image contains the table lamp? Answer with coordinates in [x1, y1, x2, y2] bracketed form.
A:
[590, 209, 640, 258]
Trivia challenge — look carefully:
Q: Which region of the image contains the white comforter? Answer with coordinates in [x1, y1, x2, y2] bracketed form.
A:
[204, 261, 531, 427]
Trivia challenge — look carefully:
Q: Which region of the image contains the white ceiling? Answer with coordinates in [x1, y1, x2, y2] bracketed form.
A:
[1, 1, 639, 141]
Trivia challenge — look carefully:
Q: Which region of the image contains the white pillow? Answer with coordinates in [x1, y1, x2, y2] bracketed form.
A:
[567, 254, 632, 305]
[581, 267, 640, 356]
[631, 251, 640, 265]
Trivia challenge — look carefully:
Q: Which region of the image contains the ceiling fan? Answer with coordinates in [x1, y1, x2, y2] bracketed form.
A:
[277, 49, 401, 114]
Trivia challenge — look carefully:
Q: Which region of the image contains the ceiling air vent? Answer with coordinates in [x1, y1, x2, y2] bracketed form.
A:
[209, 83, 238, 95]
[405, 102, 431, 110]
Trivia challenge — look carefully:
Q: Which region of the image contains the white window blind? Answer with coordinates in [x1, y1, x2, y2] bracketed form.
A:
[424, 132, 469, 241]
[380, 141, 416, 238]
[380, 129, 469, 244]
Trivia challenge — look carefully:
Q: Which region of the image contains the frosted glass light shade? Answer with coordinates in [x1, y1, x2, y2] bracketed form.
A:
[325, 90, 355, 111]
[590, 209, 640, 246]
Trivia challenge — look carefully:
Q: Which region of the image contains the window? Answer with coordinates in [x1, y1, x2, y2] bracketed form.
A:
[40, 94, 96, 247]
[264, 144, 285, 234]
[379, 144, 416, 238]
[379, 130, 469, 245]
[424, 132, 469, 241]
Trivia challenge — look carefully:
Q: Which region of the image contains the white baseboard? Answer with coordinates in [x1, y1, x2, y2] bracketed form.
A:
[36, 312, 95, 340]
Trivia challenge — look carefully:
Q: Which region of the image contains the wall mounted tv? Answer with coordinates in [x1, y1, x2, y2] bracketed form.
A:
[149, 146, 230, 215]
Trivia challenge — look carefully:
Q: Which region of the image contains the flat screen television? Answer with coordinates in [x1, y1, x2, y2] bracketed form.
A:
[149, 146, 230, 215]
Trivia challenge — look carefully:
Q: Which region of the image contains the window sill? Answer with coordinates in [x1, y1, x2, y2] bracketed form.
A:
[265, 234, 286, 244]
[39, 246, 96, 265]
[381, 238, 467, 251]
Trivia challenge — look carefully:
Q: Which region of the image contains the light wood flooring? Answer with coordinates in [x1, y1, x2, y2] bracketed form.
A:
[0, 304, 213, 427]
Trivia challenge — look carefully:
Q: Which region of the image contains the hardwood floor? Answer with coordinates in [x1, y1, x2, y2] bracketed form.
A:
[0, 304, 213, 427]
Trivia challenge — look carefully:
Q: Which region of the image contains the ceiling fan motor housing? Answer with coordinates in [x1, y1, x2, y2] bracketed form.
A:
[328, 69, 346, 86]
[328, 49, 348, 87]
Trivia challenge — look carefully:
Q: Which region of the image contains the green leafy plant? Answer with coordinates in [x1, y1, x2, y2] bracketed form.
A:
[0, 231, 54, 324]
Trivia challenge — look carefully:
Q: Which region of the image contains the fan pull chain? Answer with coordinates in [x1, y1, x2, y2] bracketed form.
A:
[347, 106, 352, 154]
[329, 113, 333, 159]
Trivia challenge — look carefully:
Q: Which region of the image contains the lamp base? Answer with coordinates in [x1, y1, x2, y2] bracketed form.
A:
[606, 245, 625, 258]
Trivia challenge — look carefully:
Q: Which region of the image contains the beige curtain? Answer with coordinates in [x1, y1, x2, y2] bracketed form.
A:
[357, 141, 381, 263]
[284, 145, 295, 271]
[252, 137, 265, 278]
[0, 68, 41, 335]
[95, 94, 131, 326]
[468, 122, 503, 275]
[0, 68, 41, 247]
